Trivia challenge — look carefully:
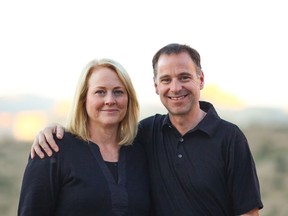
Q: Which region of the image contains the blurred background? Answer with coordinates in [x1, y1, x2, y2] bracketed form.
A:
[1, 0, 288, 215]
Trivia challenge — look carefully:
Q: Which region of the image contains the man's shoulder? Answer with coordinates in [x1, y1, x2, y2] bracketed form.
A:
[140, 113, 167, 125]
[218, 118, 241, 130]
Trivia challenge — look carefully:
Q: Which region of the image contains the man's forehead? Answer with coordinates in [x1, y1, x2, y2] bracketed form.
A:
[158, 52, 195, 65]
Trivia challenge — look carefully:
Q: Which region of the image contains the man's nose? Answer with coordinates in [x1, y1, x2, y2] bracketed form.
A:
[170, 80, 182, 93]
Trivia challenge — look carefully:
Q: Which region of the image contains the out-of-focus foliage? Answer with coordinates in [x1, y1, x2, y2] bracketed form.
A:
[1, 125, 288, 216]
[0, 137, 30, 216]
[243, 124, 288, 216]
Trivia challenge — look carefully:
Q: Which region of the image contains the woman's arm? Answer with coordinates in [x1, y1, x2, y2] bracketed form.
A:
[18, 154, 60, 215]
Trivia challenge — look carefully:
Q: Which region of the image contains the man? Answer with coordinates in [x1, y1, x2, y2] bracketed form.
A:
[32, 43, 263, 215]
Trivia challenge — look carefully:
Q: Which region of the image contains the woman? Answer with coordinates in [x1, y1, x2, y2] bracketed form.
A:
[18, 59, 151, 216]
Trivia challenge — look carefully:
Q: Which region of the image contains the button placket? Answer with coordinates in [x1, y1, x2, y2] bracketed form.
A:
[177, 137, 184, 159]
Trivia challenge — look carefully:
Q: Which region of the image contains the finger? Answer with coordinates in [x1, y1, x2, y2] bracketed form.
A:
[30, 147, 35, 159]
[43, 127, 59, 152]
[56, 124, 65, 140]
[31, 135, 44, 159]
[38, 131, 53, 156]
[33, 144, 45, 159]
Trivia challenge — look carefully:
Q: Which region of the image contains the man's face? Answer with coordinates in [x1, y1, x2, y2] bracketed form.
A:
[154, 52, 204, 116]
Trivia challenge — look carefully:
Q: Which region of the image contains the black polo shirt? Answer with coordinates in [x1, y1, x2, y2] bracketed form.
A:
[137, 101, 263, 216]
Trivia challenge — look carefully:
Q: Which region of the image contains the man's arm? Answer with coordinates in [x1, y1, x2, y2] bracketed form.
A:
[31, 123, 65, 159]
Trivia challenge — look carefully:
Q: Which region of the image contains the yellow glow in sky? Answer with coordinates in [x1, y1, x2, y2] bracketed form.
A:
[201, 85, 246, 110]
[12, 111, 47, 142]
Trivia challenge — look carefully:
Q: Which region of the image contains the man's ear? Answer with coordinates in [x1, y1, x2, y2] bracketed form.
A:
[154, 78, 159, 94]
[199, 71, 205, 90]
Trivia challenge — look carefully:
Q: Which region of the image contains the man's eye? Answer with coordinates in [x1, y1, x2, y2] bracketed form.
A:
[161, 79, 170, 84]
[180, 76, 190, 81]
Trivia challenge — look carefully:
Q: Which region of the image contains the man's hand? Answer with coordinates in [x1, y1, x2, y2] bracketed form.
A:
[30, 123, 65, 159]
[241, 208, 260, 216]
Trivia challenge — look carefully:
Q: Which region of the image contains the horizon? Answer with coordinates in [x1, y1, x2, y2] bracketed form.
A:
[1, 91, 288, 142]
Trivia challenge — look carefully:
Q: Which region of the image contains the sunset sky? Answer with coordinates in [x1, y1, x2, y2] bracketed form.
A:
[1, 0, 287, 110]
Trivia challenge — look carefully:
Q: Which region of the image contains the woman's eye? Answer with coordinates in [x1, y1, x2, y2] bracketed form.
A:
[95, 90, 105, 95]
[113, 90, 124, 96]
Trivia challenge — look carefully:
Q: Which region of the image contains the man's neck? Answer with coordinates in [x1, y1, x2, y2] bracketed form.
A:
[169, 108, 206, 136]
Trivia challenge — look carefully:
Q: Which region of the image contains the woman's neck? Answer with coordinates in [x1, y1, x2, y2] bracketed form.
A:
[88, 125, 120, 162]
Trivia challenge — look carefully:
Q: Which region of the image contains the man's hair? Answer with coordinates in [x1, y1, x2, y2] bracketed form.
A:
[152, 43, 202, 77]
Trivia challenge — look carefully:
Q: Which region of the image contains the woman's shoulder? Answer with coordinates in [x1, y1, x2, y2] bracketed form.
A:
[54, 132, 87, 151]
[54, 131, 75, 143]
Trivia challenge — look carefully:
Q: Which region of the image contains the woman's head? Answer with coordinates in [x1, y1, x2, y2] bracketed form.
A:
[66, 58, 139, 146]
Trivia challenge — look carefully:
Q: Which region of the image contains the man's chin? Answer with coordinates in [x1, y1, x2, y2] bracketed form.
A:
[167, 108, 189, 116]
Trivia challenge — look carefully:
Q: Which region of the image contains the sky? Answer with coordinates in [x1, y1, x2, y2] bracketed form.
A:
[1, 0, 288, 110]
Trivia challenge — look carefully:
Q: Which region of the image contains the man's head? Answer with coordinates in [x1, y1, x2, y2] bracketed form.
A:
[152, 43, 202, 78]
[152, 43, 204, 117]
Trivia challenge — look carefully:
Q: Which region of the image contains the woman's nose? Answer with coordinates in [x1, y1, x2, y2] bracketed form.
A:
[105, 92, 116, 105]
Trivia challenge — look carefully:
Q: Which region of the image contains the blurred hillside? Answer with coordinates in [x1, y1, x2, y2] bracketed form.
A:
[1, 94, 288, 215]
[0, 94, 70, 141]
[1, 94, 287, 141]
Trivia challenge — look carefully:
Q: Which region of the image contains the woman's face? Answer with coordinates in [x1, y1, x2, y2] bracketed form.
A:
[85, 67, 128, 129]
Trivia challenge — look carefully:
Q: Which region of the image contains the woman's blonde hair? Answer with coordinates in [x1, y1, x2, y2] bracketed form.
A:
[66, 58, 139, 146]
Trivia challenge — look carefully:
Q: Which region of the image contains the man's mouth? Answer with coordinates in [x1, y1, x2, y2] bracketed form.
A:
[168, 95, 187, 100]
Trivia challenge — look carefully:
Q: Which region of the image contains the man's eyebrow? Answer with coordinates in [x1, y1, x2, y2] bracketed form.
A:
[158, 74, 170, 79]
[178, 72, 192, 76]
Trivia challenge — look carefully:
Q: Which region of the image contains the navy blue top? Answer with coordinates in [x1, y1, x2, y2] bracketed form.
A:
[18, 132, 151, 216]
[137, 101, 263, 216]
